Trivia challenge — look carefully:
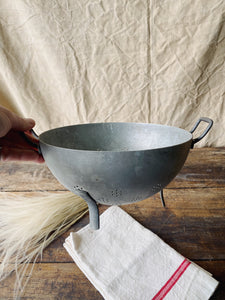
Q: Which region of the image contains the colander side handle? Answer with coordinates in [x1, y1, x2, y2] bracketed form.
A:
[190, 117, 213, 148]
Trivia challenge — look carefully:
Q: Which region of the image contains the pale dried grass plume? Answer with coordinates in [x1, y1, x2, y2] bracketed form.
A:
[0, 192, 88, 298]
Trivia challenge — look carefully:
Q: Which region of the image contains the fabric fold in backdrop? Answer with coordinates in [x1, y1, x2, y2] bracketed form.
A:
[64, 206, 218, 300]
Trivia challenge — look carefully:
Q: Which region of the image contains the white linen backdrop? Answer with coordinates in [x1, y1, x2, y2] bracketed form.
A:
[0, 0, 224, 146]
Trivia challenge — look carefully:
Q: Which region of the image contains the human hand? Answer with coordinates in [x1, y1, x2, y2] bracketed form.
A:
[0, 105, 44, 163]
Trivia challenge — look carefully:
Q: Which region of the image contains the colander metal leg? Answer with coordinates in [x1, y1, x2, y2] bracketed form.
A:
[74, 190, 99, 230]
[160, 190, 166, 207]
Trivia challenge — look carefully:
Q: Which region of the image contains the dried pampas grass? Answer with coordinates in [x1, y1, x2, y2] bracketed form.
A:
[0, 192, 88, 297]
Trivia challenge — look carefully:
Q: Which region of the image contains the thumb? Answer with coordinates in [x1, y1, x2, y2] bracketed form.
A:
[0, 109, 35, 137]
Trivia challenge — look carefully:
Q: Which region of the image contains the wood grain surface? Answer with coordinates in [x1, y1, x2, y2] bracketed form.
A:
[0, 148, 224, 299]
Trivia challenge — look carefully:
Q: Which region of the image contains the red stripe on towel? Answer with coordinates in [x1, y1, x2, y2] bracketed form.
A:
[152, 259, 191, 300]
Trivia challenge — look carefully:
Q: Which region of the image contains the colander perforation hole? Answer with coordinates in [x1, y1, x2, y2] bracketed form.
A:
[151, 183, 162, 193]
[135, 196, 142, 201]
[111, 189, 122, 197]
[74, 185, 84, 191]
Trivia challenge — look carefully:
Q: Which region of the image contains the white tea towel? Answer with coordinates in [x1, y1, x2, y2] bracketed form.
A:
[64, 206, 218, 300]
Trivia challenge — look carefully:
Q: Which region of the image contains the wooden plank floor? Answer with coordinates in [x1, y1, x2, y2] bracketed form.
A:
[0, 148, 225, 299]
